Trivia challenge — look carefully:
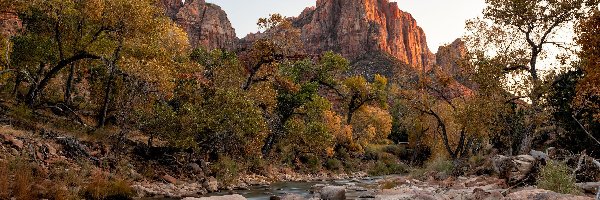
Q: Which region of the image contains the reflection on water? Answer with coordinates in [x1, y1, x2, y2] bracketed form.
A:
[206, 176, 389, 200]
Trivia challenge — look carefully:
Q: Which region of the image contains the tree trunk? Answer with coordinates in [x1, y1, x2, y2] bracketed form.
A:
[99, 63, 115, 127]
[64, 63, 75, 105]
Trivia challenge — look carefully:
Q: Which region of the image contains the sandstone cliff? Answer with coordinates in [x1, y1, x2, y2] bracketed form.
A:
[160, 0, 237, 50]
[436, 38, 467, 79]
[0, 10, 21, 37]
[293, 0, 435, 72]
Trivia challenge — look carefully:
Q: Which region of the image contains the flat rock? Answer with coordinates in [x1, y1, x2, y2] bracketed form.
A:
[505, 189, 593, 200]
[162, 174, 178, 184]
[182, 194, 246, 200]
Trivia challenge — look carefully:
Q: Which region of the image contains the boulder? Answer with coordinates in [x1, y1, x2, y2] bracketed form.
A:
[492, 154, 538, 183]
[203, 176, 219, 192]
[162, 174, 178, 184]
[188, 163, 203, 173]
[10, 138, 23, 150]
[319, 186, 345, 200]
[182, 194, 246, 200]
[530, 150, 548, 161]
[272, 194, 306, 200]
[505, 189, 593, 200]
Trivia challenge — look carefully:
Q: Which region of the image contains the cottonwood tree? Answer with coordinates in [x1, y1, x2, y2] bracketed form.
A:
[342, 74, 388, 124]
[12, 0, 187, 109]
[466, 0, 598, 153]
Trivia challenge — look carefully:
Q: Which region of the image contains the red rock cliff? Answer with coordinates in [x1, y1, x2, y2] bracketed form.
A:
[0, 10, 21, 37]
[160, 0, 237, 50]
[293, 0, 435, 71]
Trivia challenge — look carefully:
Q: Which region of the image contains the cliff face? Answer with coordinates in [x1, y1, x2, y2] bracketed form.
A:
[160, 0, 237, 50]
[436, 39, 467, 77]
[0, 11, 21, 37]
[293, 0, 435, 71]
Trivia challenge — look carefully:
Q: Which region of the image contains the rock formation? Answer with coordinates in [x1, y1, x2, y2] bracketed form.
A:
[0, 10, 21, 37]
[160, 0, 237, 50]
[436, 38, 467, 78]
[292, 0, 435, 72]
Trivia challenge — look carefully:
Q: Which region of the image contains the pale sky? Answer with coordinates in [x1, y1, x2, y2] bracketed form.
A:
[204, 0, 487, 51]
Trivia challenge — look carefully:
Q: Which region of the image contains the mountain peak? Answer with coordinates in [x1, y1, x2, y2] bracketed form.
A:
[294, 0, 435, 72]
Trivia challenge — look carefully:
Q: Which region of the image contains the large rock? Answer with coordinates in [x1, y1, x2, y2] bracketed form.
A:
[182, 194, 246, 200]
[292, 0, 435, 72]
[505, 189, 593, 200]
[319, 186, 346, 200]
[203, 176, 219, 192]
[160, 0, 237, 50]
[493, 155, 537, 183]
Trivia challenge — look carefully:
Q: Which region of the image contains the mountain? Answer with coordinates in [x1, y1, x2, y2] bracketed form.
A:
[292, 0, 435, 73]
[160, 0, 237, 50]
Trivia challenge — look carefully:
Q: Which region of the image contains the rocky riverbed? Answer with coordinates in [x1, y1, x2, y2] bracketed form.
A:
[176, 175, 598, 200]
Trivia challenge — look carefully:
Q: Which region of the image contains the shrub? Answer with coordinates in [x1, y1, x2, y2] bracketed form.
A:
[325, 158, 343, 172]
[426, 156, 454, 175]
[212, 156, 239, 186]
[368, 160, 409, 176]
[537, 161, 582, 195]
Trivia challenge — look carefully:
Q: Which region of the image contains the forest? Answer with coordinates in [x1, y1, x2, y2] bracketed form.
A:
[0, 0, 599, 199]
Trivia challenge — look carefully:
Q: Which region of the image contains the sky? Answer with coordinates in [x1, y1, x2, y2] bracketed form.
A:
[204, 0, 487, 51]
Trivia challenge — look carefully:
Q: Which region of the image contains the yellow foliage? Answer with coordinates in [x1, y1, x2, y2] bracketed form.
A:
[351, 106, 393, 145]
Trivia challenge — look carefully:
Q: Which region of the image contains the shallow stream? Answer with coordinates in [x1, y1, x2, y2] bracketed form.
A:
[203, 176, 390, 200]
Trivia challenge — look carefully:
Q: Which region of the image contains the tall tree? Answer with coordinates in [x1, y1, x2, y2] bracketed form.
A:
[467, 0, 597, 153]
[12, 0, 187, 109]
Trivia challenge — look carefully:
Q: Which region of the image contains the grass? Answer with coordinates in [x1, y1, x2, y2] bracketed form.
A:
[81, 170, 134, 200]
[410, 156, 454, 179]
[537, 161, 582, 195]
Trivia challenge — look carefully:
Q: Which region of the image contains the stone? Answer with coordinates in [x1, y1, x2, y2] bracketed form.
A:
[505, 189, 593, 200]
[45, 143, 57, 156]
[203, 176, 219, 192]
[10, 138, 23, 150]
[546, 147, 557, 158]
[188, 163, 203, 173]
[275, 194, 306, 200]
[319, 186, 345, 200]
[162, 174, 178, 184]
[529, 150, 548, 161]
[160, 0, 237, 50]
[182, 194, 246, 200]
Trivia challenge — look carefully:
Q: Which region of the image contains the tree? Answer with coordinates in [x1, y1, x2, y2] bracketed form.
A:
[466, 0, 597, 153]
[12, 0, 187, 110]
[575, 10, 600, 123]
[342, 74, 388, 124]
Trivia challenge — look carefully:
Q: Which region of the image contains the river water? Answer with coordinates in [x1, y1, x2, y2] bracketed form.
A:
[204, 176, 390, 200]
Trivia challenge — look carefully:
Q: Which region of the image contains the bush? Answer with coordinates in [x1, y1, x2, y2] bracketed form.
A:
[537, 161, 582, 195]
[368, 160, 409, 176]
[299, 154, 322, 173]
[212, 156, 240, 186]
[325, 159, 343, 172]
[426, 156, 454, 174]
[410, 156, 454, 179]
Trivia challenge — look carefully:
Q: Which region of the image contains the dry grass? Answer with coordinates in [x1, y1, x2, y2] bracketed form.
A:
[0, 125, 28, 137]
[81, 170, 134, 200]
[0, 161, 9, 199]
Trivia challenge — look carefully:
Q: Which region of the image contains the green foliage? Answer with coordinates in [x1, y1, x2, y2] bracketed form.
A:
[212, 156, 240, 186]
[324, 158, 343, 172]
[537, 161, 582, 195]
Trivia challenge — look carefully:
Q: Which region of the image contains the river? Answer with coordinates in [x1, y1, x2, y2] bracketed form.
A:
[202, 176, 390, 200]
